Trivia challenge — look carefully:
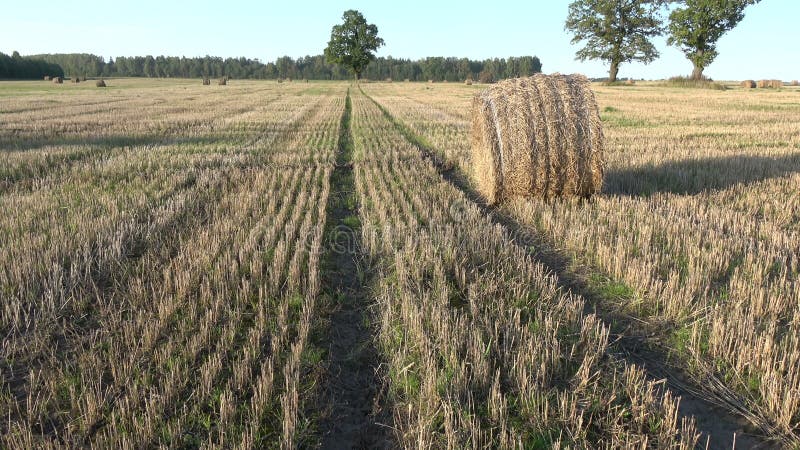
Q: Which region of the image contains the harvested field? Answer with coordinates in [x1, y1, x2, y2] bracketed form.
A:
[361, 80, 800, 449]
[1, 78, 797, 448]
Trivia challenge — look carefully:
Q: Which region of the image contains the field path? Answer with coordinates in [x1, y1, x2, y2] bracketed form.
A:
[361, 88, 778, 450]
[318, 89, 392, 449]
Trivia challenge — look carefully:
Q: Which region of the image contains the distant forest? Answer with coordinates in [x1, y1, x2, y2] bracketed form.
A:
[22, 53, 542, 82]
[0, 52, 64, 79]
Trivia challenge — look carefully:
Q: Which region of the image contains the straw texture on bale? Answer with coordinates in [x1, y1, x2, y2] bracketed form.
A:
[740, 80, 756, 88]
[471, 74, 604, 204]
[757, 79, 783, 89]
[95, 79, 106, 87]
[218, 77, 227, 85]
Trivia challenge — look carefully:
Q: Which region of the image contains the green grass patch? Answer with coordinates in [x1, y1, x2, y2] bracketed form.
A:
[600, 114, 652, 128]
[656, 76, 727, 90]
[588, 273, 635, 301]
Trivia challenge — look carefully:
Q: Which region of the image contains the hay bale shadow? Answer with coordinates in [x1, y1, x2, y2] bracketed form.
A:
[604, 154, 800, 196]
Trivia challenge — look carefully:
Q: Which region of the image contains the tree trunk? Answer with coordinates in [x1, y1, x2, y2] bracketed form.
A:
[609, 60, 619, 83]
[354, 71, 361, 82]
[691, 49, 705, 80]
[691, 64, 704, 81]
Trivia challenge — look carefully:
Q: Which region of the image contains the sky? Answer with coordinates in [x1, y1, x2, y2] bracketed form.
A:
[3, 0, 798, 80]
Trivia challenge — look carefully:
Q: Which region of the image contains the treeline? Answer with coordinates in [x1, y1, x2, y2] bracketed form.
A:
[27, 53, 542, 82]
[0, 51, 64, 79]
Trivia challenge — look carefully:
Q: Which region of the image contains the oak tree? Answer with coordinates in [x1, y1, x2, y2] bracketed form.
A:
[565, 0, 667, 82]
[324, 10, 385, 81]
[668, 0, 760, 80]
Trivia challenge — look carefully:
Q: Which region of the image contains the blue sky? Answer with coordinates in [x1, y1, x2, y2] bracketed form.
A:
[3, 0, 797, 80]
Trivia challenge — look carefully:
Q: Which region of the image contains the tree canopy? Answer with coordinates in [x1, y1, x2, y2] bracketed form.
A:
[667, 0, 760, 79]
[0, 52, 63, 79]
[565, 0, 667, 82]
[324, 10, 385, 80]
[25, 53, 540, 82]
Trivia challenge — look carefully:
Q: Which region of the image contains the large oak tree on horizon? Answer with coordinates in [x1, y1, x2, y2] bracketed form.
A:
[565, 0, 668, 82]
[667, 0, 761, 80]
[324, 10, 385, 81]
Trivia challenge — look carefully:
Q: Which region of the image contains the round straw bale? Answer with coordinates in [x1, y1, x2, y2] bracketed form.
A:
[758, 79, 783, 89]
[44, 76, 51, 81]
[465, 79, 473, 85]
[96, 79, 106, 87]
[791, 80, 799, 87]
[218, 77, 227, 85]
[52, 77, 63, 84]
[470, 73, 604, 204]
[740, 80, 756, 88]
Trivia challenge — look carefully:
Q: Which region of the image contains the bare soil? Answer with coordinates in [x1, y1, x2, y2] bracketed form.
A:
[317, 89, 393, 449]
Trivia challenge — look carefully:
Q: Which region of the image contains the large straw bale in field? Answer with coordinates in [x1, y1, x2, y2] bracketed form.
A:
[471, 73, 604, 204]
[95, 79, 106, 87]
[740, 80, 756, 88]
[757, 79, 783, 88]
[52, 77, 63, 84]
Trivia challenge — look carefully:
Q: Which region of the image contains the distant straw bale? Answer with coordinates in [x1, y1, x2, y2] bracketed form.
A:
[52, 77, 63, 84]
[465, 79, 473, 85]
[202, 78, 211, 85]
[218, 77, 227, 85]
[740, 80, 756, 88]
[44, 76, 51, 81]
[96, 79, 106, 87]
[758, 79, 783, 88]
[470, 73, 604, 204]
[791, 80, 799, 87]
